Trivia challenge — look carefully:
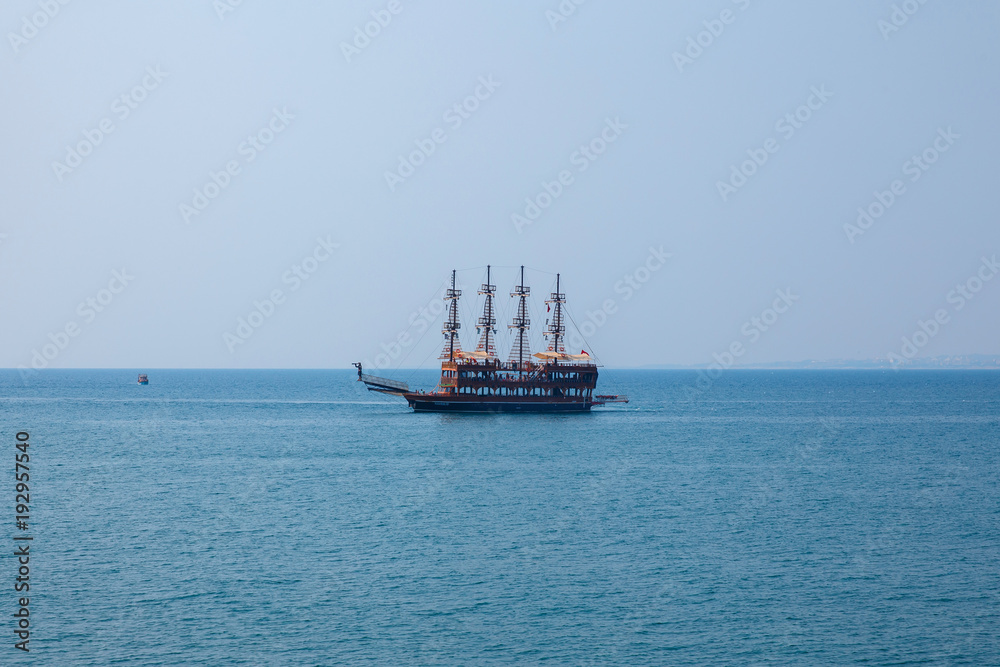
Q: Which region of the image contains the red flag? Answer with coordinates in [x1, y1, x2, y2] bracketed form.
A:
[546, 303, 551, 312]
[580, 349, 589, 356]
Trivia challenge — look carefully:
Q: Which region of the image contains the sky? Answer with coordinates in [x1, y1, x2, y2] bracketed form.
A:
[1, 0, 998, 371]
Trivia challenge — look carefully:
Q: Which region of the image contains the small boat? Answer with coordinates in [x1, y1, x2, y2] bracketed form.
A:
[594, 394, 629, 404]
[137, 374, 149, 385]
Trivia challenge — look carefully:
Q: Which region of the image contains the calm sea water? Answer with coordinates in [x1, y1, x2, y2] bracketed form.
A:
[1, 369, 998, 665]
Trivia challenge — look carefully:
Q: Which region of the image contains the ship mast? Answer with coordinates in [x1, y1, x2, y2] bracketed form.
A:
[508, 265, 531, 368]
[440, 269, 462, 361]
[476, 265, 497, 358]
[544, 273, 566, 357]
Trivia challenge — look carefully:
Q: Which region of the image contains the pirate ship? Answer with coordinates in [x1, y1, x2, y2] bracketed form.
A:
[354, 266, 627, 412]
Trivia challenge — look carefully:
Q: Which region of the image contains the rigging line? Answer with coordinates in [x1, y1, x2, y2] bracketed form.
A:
[460, 264, 535, 273]
[393, 302, 439, 378]
[479, 264, 520, 271]
[563, 304, 628, 396]
[530, 294, 543, 353]
[404, 339, 442, 386]
[522, 266, 558, 277]
[452, 264, 489, 274]
[494, 285, 507, 356]
[496, 285, 514, 359]
[386, 277, 447, 376]
[563, 305, 601, 363]
[533, 280, 554, 348]
[459, 283, 478, 348]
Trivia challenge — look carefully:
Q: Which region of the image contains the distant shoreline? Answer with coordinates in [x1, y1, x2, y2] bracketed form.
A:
[639, 365, 1000, 371]
[641, 358, 1000, 371]
[4, 364, 1000, 372]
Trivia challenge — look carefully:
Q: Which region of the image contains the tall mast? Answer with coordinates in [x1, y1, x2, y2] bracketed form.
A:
[508, 265, 531, 367]
[545, 273, 566, 357]
[476, 265, 497, 358]
[440, 269, 462, 361]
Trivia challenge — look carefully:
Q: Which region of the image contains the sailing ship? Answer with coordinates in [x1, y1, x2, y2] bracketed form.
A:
[354, 266, 627, 412]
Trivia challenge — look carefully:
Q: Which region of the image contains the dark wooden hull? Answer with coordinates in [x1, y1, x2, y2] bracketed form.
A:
[404, 394, 593, 413]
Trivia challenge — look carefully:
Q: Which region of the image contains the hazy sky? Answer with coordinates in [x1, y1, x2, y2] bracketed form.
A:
[2, 1, 998, 370]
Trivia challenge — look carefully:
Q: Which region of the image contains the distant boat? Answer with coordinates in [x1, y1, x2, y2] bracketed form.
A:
[138, 374, 149, 385]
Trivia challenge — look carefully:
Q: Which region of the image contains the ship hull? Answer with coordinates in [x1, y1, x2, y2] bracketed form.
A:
[405, 395, 593, 413]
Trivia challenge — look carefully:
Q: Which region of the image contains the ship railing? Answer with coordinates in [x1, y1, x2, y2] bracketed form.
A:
[460, 376, 594, 386]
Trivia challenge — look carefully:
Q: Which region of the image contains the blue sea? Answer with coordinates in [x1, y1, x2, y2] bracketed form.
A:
[2, 369, 999, 665]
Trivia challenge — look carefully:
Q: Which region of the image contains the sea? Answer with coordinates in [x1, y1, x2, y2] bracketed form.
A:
[1, 369, 998, 665]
